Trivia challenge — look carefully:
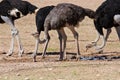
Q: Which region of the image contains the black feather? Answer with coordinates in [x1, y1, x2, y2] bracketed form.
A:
[94, 0, 120, 35]
[36, 6, 55, 34]
[44, 3, 95, 30]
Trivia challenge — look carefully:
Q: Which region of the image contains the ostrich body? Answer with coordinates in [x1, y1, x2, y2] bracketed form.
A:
[86, 0, 120, 52]
[0, 0, 38, 56]
[37, 3, 95, 61]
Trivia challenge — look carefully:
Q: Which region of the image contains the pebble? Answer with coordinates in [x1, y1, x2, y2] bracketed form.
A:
[25, 77, 30, 80]
[16, 73, 21, 76]
[48, 68, 53, 71]
[57, 78, 65, 80]
[4, 76, 8, 80]
[39, 77, 43, 80]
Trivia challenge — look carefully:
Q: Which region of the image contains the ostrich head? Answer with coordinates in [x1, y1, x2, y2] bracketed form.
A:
[8, 8, 23, 18]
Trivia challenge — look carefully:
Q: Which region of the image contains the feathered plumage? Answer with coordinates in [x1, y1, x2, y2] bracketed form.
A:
[0, 0, 38, 57]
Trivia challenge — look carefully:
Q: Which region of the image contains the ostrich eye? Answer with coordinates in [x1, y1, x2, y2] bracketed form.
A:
[7, 10, 11, 15]
[16, 12, 21, 18]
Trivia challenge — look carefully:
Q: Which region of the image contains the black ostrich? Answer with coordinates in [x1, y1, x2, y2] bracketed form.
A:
[86, 0, 120, 52]
[0, 0, 38, 56]
[32, 5, 55, 62]
[36, 3, 95, 61]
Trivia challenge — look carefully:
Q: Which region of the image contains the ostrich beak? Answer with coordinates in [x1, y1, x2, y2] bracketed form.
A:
[31, 32, 39, 39]
[34, 8, 39, 14]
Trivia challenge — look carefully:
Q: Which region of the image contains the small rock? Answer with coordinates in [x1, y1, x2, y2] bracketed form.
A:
[25, 77, 30, 80]
[96, 74, 100, 77]
[4, 76, 8, 80]
[0, 76, 2, 79]
[48, 68, 53, 71]
[57, 78, 64, 80]
[39, 77, 43, 80]
[16, 73, 21, 76]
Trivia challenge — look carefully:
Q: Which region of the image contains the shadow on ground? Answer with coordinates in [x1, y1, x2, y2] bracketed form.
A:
[0, 51, 120, 63]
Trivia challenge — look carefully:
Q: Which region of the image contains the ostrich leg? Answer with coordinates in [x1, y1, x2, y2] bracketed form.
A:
[57, 30, 63, 60]
[68, 26, 80, 60]
[1, 16, 24, 56]
[58, 28, 67, 60]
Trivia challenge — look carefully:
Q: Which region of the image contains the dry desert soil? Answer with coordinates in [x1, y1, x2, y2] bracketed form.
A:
[0, 0, 120, 80]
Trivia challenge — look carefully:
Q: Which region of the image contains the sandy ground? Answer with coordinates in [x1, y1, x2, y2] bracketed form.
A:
[0, 0, 120, 80]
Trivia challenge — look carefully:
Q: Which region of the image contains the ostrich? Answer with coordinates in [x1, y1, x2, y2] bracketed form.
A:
[32, 5, 55, 62]
[86, 0, 120, 52]
[33, 3, 95, 61]
[95, 0, 120, 41]
[0, 0, 38, 56]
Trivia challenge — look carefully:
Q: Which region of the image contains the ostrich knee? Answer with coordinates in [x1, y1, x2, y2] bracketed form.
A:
[11, 28, 19, 36]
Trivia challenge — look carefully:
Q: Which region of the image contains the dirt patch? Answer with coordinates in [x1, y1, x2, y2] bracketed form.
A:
[0, 0, 120, 80]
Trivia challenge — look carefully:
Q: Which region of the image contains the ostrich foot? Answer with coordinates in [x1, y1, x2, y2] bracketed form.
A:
[86, 42, 96, 51]
[6, 50, 13, 56]
[18, 49, 24, 57]
[32, 53, 37, 62]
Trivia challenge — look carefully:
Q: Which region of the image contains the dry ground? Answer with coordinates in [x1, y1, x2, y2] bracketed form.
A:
[0, 0, 120, 80]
